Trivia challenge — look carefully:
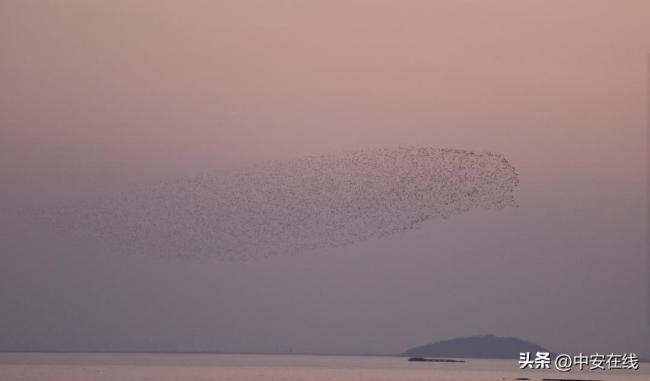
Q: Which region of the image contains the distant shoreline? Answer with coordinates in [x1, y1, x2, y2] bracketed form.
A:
[1, 351, 648, 363]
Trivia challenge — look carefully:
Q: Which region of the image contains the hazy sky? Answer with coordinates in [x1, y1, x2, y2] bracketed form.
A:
[1, 1, 649, 355]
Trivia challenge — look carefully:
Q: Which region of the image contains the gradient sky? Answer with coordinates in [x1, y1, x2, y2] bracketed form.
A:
[1, 0, 649, 355]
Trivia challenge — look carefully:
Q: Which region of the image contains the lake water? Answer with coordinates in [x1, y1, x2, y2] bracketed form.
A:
[0, 353, 646, 381]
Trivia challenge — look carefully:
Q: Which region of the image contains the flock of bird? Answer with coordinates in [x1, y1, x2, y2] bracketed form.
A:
[36, 147, 519, 260]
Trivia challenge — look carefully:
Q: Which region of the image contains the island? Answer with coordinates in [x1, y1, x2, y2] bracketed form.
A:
[407, 357, 465, 363]
[403, 334, 551, 359]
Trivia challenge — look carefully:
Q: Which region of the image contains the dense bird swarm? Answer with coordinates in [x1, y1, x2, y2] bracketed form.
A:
[39, 147, 518, 260]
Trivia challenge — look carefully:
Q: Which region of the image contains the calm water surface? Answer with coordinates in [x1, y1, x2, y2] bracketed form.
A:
[0, 353, 646, 381]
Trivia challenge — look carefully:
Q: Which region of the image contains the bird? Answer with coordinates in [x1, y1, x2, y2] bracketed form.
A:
[34, 146, 519, 261]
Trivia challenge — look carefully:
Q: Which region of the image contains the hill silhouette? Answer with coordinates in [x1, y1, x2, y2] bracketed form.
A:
[403, 334, 550, 359]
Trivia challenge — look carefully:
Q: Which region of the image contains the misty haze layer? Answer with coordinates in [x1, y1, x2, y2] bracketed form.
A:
[30, 147, 518, 260]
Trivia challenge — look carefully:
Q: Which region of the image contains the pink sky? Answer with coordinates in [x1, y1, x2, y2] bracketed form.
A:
[1, 1, 649, 355]
[1, 0, 648, 205]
